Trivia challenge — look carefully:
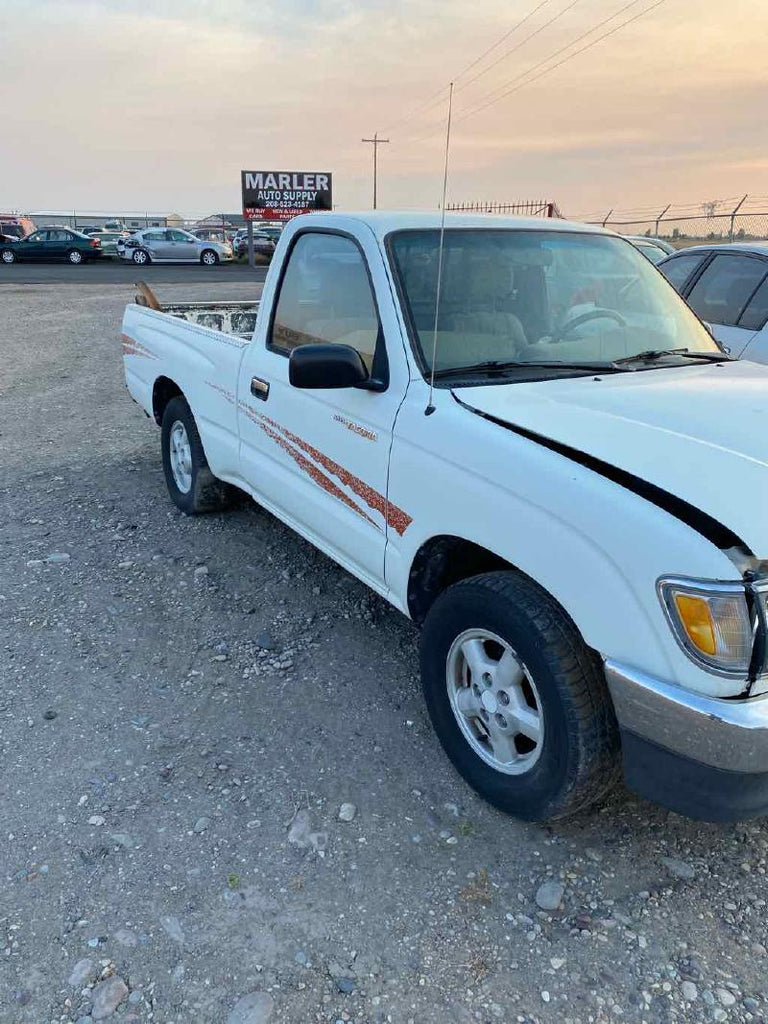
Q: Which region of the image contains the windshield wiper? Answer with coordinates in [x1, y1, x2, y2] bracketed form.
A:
[432, 358, 619, 379]
[613, 347, 731, 365]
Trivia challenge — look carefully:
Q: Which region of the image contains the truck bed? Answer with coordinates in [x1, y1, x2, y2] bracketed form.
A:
[160, 300, 259, 339]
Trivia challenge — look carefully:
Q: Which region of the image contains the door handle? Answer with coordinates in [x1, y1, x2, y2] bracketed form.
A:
[250, 377, 270, 401]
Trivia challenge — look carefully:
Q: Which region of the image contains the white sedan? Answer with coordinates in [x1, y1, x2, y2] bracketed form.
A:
[659, 243, 768, 362]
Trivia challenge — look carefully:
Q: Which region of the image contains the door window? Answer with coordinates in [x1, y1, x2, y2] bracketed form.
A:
[46, 230, 71, 241]
[169, 229, 192, 242]
[270, 232, 379, 370]
[143, 230, 166, 243]
[658, 252, 708, 291]
[685, 254, 768, 326]
[27, 231, 45, 243]
[738, 277, 768, 331]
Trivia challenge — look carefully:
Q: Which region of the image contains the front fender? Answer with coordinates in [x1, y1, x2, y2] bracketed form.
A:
[387, 393, 744, 698]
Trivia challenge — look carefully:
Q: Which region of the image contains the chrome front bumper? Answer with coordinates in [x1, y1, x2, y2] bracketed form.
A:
[605, 660, 768, 773]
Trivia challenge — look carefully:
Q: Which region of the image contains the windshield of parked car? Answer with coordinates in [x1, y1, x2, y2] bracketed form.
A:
[388, 229, 720, 378]
[635, 243, 667, 265]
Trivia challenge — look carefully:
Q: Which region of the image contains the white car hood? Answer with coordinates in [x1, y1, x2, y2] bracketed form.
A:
[458, 360, 768, 557]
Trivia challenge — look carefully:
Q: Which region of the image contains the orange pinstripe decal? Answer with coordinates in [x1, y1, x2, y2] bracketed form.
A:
[121, 333, 157, 360]
[204, 383, 412, 536]
[261, 415, 413, 536]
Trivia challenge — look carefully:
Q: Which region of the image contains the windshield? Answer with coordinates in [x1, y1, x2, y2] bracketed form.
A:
[635, 243, 666, 265]
[388, 229, 720, 378]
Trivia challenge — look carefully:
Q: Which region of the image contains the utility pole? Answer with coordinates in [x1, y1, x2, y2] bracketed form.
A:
[361, 132, 389, 209]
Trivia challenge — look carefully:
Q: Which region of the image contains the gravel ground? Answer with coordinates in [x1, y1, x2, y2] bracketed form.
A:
[3, 281, 768, 1024]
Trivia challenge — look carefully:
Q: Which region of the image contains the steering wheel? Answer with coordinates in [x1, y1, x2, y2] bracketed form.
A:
[551, 307, 627, 342]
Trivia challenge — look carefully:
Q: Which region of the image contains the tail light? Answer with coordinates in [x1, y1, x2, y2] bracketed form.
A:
[90, 238, 101, 248]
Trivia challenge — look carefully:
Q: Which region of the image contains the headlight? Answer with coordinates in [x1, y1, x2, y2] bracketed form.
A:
[658, 577, 759, 676]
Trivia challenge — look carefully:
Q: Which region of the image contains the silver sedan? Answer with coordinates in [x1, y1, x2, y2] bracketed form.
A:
[117, 228, 233, 265]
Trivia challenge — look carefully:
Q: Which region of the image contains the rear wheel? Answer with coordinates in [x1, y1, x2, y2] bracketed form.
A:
[132, 248, 150, 265]
[161, 396, 235, 514]
[200, 249, 219, 266]
[420, 571, 620, 821]
[1, 249, 15, 264]
[67, 249, 83, 264]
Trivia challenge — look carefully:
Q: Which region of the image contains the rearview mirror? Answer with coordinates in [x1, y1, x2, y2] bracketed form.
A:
[289, 344, 370, 390]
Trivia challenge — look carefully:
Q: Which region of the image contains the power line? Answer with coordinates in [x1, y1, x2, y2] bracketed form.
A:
[455, 0, 582, 94]
[402, 0, 669, 145]
[453, 0, 552, 82]
[379, 84, 451, 137]
[381, 0, 554, 135]
[457, 0, 670, 122]
[457, 0, 647, 111]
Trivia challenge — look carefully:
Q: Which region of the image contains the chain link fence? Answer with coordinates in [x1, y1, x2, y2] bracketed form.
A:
[578, 196, 768, 248]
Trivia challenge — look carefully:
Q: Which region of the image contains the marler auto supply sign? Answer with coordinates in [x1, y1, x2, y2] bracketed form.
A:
[241, 170, 333, 222]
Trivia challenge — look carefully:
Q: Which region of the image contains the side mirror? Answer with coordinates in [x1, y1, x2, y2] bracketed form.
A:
[289, 344, 370, 390]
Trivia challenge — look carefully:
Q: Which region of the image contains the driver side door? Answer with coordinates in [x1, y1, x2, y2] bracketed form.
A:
[22, 230, 48, 260]
[236, 228, 411, 586]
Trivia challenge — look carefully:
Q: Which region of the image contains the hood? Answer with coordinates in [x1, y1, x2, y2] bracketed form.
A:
[458, 360, 768, 557]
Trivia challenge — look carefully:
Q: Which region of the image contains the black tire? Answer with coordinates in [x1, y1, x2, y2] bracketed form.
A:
[160, 396, 235, 514]
[1, 249, 16, 264]
[132, 248, 150, 265]
[420, 571, 620, 821]
[200, 249, 219, 266]
[67, 249, 83, 264]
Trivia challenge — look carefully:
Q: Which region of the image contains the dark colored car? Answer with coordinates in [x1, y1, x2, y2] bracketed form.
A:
[234, 225, 282, 259]
[1, 226, 104, 264]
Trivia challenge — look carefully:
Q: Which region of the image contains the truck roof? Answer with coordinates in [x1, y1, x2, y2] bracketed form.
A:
[287, 210, 609, 241]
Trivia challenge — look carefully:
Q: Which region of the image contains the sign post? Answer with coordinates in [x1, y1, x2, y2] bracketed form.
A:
[241, 170, 333, 224]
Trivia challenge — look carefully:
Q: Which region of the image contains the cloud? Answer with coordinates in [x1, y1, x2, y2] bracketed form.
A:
[1, 0, 766, 216]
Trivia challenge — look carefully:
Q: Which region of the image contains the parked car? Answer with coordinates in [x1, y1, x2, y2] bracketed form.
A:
[192, 227, 231, 244]
[625, 235, 675, 255]
[75, 224, 102, 236]
[232, 229, 249, 257]
[624, 235, 673, 265]
[659, 243, 768, 361]
[233, 224, 283, 258]
[1, 225, 103, 264]
[0, 214, 36, 239]
[254, 226, 281, 259]
[117, 228, 233, 265]
[122, 211, 768, 825]
[88, 230, 128, 257]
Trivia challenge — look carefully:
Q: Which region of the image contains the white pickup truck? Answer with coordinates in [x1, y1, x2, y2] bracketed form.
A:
[123, 211, 768, 824]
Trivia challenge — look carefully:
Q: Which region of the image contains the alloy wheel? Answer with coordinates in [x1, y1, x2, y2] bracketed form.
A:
[446, 628, 544, 775]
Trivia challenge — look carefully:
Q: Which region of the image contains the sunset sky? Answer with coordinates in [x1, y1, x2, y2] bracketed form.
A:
[2, 0, 767, 219]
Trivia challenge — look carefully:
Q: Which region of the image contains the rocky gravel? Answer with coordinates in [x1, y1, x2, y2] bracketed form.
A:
[3, 280, 768, 1022]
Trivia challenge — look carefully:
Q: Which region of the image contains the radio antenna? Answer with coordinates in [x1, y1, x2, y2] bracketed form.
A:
[425, 81, 454, 416]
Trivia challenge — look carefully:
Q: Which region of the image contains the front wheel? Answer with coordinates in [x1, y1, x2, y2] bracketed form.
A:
[1, 249, 16, 264]
[67, 249, 83, 264]
[161, 396, 235, 515]
[132, 248, 150, 265]
[420, 571, 619, 821]
[200, 249, 219, 266]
